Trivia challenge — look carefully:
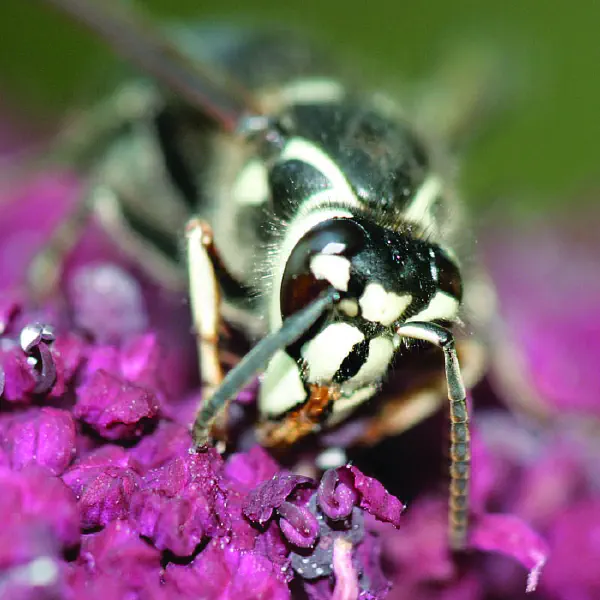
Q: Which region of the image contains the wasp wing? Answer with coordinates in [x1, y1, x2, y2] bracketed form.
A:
[37, 0, 262, 132]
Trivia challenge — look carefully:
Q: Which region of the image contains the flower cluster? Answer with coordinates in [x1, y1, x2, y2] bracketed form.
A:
[0, 147, 599, 598]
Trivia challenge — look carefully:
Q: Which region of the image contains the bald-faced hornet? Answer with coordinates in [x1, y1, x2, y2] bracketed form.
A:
[30, 0, 500, 550]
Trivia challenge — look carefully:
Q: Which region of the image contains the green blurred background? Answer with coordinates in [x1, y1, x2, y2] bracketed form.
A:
[0, 0, 598, 216]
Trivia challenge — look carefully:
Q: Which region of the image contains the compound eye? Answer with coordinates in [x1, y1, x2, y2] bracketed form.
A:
[436, 251, 463, 302]
[280, 218, 366, 319]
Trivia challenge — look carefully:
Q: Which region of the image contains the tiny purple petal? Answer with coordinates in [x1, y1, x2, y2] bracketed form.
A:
[243, 473, 313, 525]
[317, 468, 357, 521]
[129, 449, 225, 556]
[469, 513, 548, 592]
[140, 456, 190, 496]
[128, 420, 192, 473]
[254, 521, 292, 581]
[0, 466, 79, 549]
[50, 332, 87, 385]
[120, 333, 166, 395]
[164, 542, 233, 599]
[66, 563, 134, 600]
[541, 500, 600, 598]
[130, 487, 212, 556]
[3, 407, 76, 475]
[354, 530, 391, 599]
[0, 342, 36, 402]
[0, 295, 21, 336]
[229, 550, 291, 600]
[84, 346, 120, 378]
[379, 499, 453, 583]
[0, 518, 60, 569]
[78, 520, 161, 591]
[165, 541, 291, 600]
[68, 263, 149, 343]
[235, 378, 260, 405]
[223, 445, 280, 491]
[345, 466, 404, 527]
[74, 370, 159, 440]
[277, 501, 320, 548]
[62, 445, 130, 496]
[76, 466, 140, 529]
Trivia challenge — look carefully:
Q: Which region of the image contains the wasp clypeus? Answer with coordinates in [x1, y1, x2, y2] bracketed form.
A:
[27, 0, 503, 550]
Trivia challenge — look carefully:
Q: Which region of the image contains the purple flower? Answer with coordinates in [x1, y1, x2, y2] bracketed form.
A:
[222, 445, 281, 490]
[2, 127, 598, 599]
[62, 446, 140, 529]
[75, 521, 161, 592]
[0, 341, 37, 403]
[74, 369, 159, 440]
[164, 540, 291, 600]
[243, 473, 314, 525]
[343, 466, 405, 527]
[485, 219, 600, 418]
[0, 466, 79, 550]
[74, 466, 140, 530]
[129, 449, 226, 556]
[128, 420, 193, 472]
[0, 296, 20, 336]
[68, 263, 149, 343]
[1, 407, 76, 475]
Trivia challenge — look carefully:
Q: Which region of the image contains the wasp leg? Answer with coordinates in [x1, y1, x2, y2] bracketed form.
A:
[28, 181, 187, 301]
[192, 288, 339, 448]
[27, 198, 93, 302]
[185, 218, 226, 444]
[91, 185, 186, 291]
[52, 80, 164, 168]
[26, 81, 171, 300]
[396, 322, 470, 551]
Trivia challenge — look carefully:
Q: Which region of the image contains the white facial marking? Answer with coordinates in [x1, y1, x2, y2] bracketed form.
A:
[302, 323, 364, 383]
[339, 299, 359, 317]
[347, 336, 395, 389]
[328, 385, 379, 424]
[309, 254, 351, 291]
[322, 241, 346, 255]
[280, 78, 345, 104]
[359, 283, 412, 326]
[280, 139, 358, 207]
[406, 291, 460, 323]
[231, 159, 269, 206]
[403, 175, 442, 232]
[259, 351, 307, 417]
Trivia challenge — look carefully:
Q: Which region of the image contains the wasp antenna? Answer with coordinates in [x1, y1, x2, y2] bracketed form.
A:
[395, 321, 470, 551]
[193, 288, 340, 447]
[38, 0, 262, 132]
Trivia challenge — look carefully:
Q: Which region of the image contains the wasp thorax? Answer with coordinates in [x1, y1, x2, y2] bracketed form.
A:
[280, 218, 366, 319]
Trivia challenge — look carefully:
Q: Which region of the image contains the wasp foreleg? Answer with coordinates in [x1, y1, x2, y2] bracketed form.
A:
[185, 218, 227, 445]
[192, 287, 340, 448]
[27, 195, 93, 303]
